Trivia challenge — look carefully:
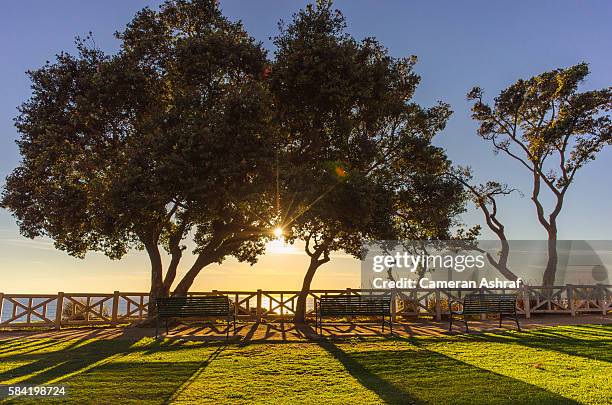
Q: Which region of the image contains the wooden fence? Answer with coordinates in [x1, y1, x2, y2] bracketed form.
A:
[0, 284, 610, 329]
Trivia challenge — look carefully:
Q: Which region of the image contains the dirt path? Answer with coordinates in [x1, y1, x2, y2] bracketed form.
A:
[1, 314, 609, 342]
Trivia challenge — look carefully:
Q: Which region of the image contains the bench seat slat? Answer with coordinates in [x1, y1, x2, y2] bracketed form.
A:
[455, 294, 517, 315]
[450, 293, 521, 333]
[156, 296, 231, 320]
[318, 295, 391, 317]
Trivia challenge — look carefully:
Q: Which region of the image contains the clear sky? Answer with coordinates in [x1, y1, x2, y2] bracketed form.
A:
[0, 1, 611, 293]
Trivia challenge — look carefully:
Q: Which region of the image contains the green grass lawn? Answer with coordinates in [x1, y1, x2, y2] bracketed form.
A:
[0, 324, 610, 404]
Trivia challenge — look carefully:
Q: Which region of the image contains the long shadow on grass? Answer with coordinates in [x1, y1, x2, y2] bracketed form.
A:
[0, 338, 78, 358]
[0, 337, 81, 355]
[0, 339, 20, 349]
[318, 339, 578, 405]
[0, 339, 135, 385]
[0, 339, 51, 355]
[317, 340, 416, 404]
[0, 338, 227, 404]
[57, 344, 227, 404]
[162, 344, 226, 403]
[435, 325, 612, 363]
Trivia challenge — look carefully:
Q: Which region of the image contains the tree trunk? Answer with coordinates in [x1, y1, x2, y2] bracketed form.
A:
[542, 228, 558, 287]
[143, 240, 164, 316]
[163, 219, 189, 296]
[171, 237, 244, 297]
[172, 252, 217, 297]
[531, 172, 561, 287]
[486, 239, 519, 281]
[464, 186, 519, 282]
[162, 247, 182, 296]
[294, 251, 329, 324]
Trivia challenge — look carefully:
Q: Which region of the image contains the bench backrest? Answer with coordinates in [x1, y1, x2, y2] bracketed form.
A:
[156, 296, 230, 318]
[319, 295, 391, 316]
[461, 294, 517, 314]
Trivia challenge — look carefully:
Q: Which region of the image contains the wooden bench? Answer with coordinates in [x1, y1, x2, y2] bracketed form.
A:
[315, 295, 393, 335]
[449, 293, 520, 332]
[155, 296, 235, 338]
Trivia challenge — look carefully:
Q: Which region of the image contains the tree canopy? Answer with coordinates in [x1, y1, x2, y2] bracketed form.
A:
[1, 0, 277, 306]
[468, 63, 611, 285]
[270, 1, 466, 322]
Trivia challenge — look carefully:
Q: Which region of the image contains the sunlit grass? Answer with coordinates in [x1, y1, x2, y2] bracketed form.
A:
[0, 325, 610, 404]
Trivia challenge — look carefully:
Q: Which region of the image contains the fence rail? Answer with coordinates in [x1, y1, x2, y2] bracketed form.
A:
[0, 284, 610, 329]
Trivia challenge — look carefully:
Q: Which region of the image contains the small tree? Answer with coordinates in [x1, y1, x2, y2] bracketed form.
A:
[452, 168, 519, 281]
[271, 1, 462, 323]
[468, 64, 611, 286]
[1, 0, 276, 311]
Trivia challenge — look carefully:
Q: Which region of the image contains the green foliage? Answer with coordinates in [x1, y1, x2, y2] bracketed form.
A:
[468, 63, 611, 190]
[1, 1, 276, 292]
[1, 0, 471, 298]
[271, 1, 465, 261]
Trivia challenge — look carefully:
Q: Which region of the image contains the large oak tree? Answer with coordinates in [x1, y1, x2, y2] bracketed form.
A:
[1, 0, 277, 310]
[271, 1, 465, 323]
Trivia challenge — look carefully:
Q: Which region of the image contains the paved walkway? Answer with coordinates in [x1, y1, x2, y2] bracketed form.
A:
[1, 314, 609, 342]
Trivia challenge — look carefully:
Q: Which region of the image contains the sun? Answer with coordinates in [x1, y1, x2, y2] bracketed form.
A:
[266, 227, 295, 254]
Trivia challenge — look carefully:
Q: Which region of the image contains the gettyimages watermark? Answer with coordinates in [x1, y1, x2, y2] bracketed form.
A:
[361, 240, 612, 290]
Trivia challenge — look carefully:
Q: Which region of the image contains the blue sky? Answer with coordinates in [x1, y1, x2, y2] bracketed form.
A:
[0, 1, 611, 292]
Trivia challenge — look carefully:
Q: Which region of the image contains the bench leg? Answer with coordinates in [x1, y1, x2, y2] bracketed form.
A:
[464, 315, 469, 333]
[499, 313, 503, 328]
[382, 315, 385, 332]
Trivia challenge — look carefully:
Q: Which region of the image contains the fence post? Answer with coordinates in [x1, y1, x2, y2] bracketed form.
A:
[347, 288, 354, 321]
[522, 286, 531, 319]
[85, 296, 91, 323]
[599, 284, 607, 316]
[111, 291, 120, 327]
[434, 289, 441, 321]
[55, 292, 64, 330]
[256, 290, 262, 323]
[605, 285, 609, 316]
[0, 293, 4, 324]
[567, 285, 575, 317]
